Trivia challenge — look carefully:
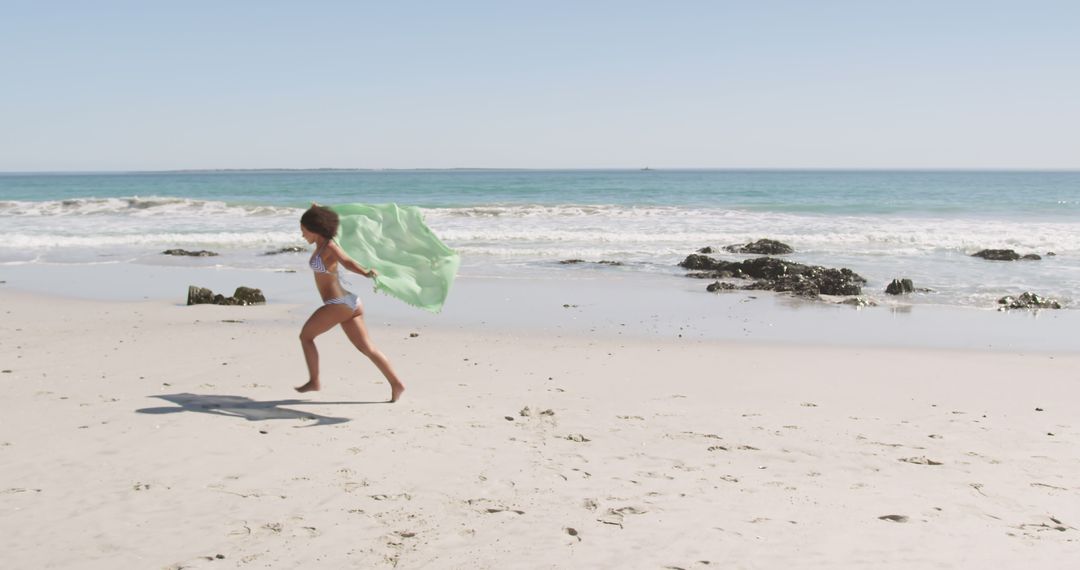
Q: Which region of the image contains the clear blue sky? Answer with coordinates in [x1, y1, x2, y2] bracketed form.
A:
[2, 1, 1078, 170]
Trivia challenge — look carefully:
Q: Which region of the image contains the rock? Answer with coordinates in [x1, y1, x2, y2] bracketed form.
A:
[697, 246, 714, 254]
[163, 249, 218, 257]
[187, 286, 215, 305]
[559, 259, 586, 264]
[1022, 254, 1042, 261]
[878, 515, 909, 523]
[232, 287, 266, 305]
[263, 246, 306, 255]
[706, 281, 736, 292]
[723, 239, 794, 255]
[997, 292, 1062, 310]
[885, 278, 914, 295]
[840, 297, 877, 307]
[1046, 252, 1057, 256]
[679, 254, 728, 271]
[597, 260, 624, 266]
[187, 285, 265, 306]
[971, 249, 1020, 261]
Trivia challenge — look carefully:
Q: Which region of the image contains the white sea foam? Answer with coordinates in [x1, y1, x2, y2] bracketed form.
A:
[0, 232, 301, 249]
[0, 197, 298, 218]
[3, 198, 1078, 308]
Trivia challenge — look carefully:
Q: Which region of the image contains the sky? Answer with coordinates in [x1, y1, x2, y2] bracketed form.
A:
[1, 1, 1078, 171]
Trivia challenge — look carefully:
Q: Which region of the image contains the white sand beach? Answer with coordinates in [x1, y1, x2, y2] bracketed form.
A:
[2, 286, 1078, 569]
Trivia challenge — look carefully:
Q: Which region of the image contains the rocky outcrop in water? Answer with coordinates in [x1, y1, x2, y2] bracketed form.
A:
[559, 259, 625, 266]
[263, 246, 306, 255]
[885, 278, 914, 295]
[163, 249, 219, 257]
[681, 255, 866, 299]
[723, 239, 794, 255]
[972, 249, 1041, 261]
[187, 285, 266, 306]
[997, 292, 1062, 310]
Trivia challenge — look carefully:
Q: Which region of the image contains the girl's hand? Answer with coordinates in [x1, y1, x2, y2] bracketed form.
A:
[367, 268, 378, 279]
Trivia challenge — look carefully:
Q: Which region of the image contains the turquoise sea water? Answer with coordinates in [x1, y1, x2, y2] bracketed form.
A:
[2, 169, 1078, 216]
[1, 169, 1078, 308]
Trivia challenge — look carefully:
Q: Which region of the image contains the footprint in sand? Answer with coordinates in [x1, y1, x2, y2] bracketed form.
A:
[467, 498, 525, 515]
[1015, 516, 1070, 534]
[899, 456, 943, 466]
[370, 493, 412, 501]
[1031, 482, 1068, 491]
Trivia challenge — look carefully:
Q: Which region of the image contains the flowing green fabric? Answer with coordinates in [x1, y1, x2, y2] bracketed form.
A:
[331, 203, 459, 313]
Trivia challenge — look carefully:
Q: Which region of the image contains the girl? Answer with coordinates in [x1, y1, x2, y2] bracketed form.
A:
[296, 204, 405, 402]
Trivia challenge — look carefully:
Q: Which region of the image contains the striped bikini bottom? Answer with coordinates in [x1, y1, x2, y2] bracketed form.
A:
[324, 293, 359, 311]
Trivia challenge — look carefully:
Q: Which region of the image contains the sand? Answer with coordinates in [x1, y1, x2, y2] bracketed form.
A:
[1, 288, 1078, 569]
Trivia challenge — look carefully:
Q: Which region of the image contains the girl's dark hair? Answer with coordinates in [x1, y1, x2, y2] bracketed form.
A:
[300, 205, 339, 240]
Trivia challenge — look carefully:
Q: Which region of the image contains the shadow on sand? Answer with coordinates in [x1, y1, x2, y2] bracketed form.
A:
[136, 393, 385, 427]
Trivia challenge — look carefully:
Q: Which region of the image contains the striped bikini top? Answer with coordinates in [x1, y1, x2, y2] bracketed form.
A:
[310, 244, 333, 274]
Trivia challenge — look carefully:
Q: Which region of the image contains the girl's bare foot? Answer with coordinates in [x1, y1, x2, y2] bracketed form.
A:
[295, 379, 321, 393]
[389, 381, 405, 403]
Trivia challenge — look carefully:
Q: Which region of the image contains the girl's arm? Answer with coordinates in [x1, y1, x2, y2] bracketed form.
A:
[327, 241, 377, 278]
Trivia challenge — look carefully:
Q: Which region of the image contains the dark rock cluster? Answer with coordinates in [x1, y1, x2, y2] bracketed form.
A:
[997, 292, 1062, 310]
[163, 249, 218, 257]
[972, 249, 1042, 261]
[681, 254, 866, 299]
[682, 239, 1068, 309]
[187, 285, 266, 306]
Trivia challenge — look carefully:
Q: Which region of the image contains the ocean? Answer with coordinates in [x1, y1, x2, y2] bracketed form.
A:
[1, 169, 1078, 309]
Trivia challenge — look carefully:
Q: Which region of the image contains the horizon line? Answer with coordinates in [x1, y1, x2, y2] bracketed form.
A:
[3, 166, 1080, 175]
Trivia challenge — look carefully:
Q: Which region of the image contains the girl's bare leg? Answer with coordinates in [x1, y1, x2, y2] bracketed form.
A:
[296, 305, 353, 392]
[340, 311, 405, 402]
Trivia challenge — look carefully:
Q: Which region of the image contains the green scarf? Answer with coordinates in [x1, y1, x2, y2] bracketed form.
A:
[331, 203, 459, 313]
